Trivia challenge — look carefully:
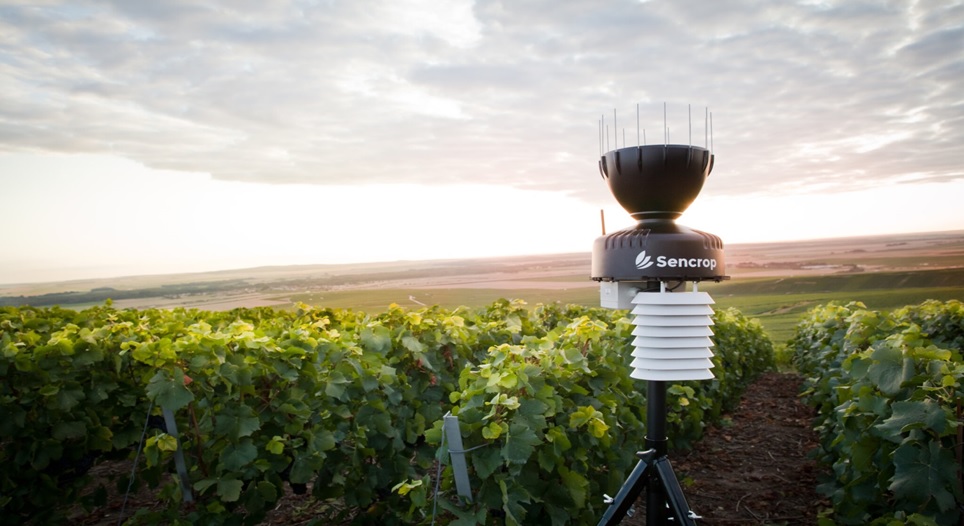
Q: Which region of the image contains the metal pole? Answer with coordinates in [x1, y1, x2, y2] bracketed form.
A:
[646, 380, 669, 525]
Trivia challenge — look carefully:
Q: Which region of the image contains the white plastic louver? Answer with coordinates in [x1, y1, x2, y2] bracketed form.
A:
[628, 285, 716, 381]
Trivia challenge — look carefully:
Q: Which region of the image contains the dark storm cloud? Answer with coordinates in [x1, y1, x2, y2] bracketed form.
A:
[0, 0, 961, 202]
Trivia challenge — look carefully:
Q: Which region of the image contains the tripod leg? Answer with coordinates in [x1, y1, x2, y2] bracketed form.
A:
[596, 455, 651, 526]
[654, 456, 697, 526]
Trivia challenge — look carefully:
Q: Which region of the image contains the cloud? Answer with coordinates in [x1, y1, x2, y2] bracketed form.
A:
[0, 0, 962, 201]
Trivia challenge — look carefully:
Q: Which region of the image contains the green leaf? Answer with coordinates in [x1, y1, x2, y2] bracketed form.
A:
[53, 420, 86, 440]
[155, 433, 178, 452]
[502, 424, 540, 465]
[266, 436, 285, 455]
[289, 455, 323, 484]
[55, 387, 86, 411]
[310, 429, 336, 452]
[193, 478, 218, 494]
[324, 370, 350, 399]
[868, 340, 912, 396]
[89, 425, 114, 451]
[890, 441, 958, 512]
[499, 477, 531, 525]
[471, 447, 503, 479]
[876, 400, 947, 439]
[514, 398, 549, 431]
[391, 479, 422, 496]
[908, 345, 951, 362]
[401, 335, 426, 355]
[849, 437, 878, 471]
[360, 326, 392, 354]
[145, 369, 194, 411]
[220, 440, 257, 471]
[545, 426, 571, 453]
[558, 465, 588, 508]
[482, 422, 504, 440]
[214, 405, 261, 439]
[257, 481, 278, 501]
[569, 405, 608, 436]
[324, 381, 346, 399]
[217, 478, 244, 502]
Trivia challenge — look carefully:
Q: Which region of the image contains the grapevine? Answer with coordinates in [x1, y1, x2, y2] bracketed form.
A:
[789, 300, 964, 525]
[0, 300, 774, 525]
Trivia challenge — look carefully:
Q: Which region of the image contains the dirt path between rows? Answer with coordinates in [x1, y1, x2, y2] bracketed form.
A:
[625, 371, 826, 525]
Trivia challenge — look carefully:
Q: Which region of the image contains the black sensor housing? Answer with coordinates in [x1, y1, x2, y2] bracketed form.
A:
[592, 144, 727, 282]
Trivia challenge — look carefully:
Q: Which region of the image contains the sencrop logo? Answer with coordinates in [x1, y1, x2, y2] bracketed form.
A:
[635, 251, 654, 270]
[636, 250, 718, 271]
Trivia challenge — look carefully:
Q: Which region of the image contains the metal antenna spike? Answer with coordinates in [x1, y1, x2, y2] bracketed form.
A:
[601, 114, 606, 154]
[710, 112, 714, 154]
[705, 107, 708, 149]
[688, 104, 692, 147]
[636, 103, 640, 147]
[613, 109, 617, 150]
[663, 102, 667, 145]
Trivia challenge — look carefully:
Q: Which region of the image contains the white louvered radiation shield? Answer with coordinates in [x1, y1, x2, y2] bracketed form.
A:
[629, 284, 716, 381]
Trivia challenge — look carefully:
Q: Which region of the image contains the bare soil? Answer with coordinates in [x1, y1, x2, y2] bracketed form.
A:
[624, 372, 826, 525]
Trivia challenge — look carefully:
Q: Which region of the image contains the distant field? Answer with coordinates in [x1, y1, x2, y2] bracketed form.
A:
[704, 276, 964, 343]
[3, 230, 962, 344]
[285, 287, 599, 313]
[282, 270, 964, 344]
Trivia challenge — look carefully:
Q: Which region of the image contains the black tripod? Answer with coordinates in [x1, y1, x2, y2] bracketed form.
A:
[597, 380, 699, 525]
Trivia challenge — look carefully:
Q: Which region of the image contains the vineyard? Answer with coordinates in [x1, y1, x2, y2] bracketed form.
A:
[1, 300, 773, 525]
[789, 299, 964, 525]
[2, 297, 962, 525]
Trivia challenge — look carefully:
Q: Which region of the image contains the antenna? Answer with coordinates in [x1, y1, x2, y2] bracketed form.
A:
[704, 107, 708, 149]
[613, 109, 618, 149]
[636, 103, 640, 147]
[663, 102, 667, 145]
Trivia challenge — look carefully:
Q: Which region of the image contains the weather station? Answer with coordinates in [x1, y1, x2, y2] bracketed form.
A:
[593, 105, 726, 525]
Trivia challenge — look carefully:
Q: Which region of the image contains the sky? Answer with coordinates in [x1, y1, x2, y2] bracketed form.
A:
[2, 0, 963, 284]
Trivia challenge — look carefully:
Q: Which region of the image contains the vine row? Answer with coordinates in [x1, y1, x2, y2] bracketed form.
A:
[789, 299, 964, 525]
[1, 300, 774, 525]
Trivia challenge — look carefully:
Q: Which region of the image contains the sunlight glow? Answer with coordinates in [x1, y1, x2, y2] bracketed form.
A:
[2, 153, 963, 284]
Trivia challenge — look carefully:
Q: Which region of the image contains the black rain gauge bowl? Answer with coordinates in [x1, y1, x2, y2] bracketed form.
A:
[593, 106, 728, 526]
